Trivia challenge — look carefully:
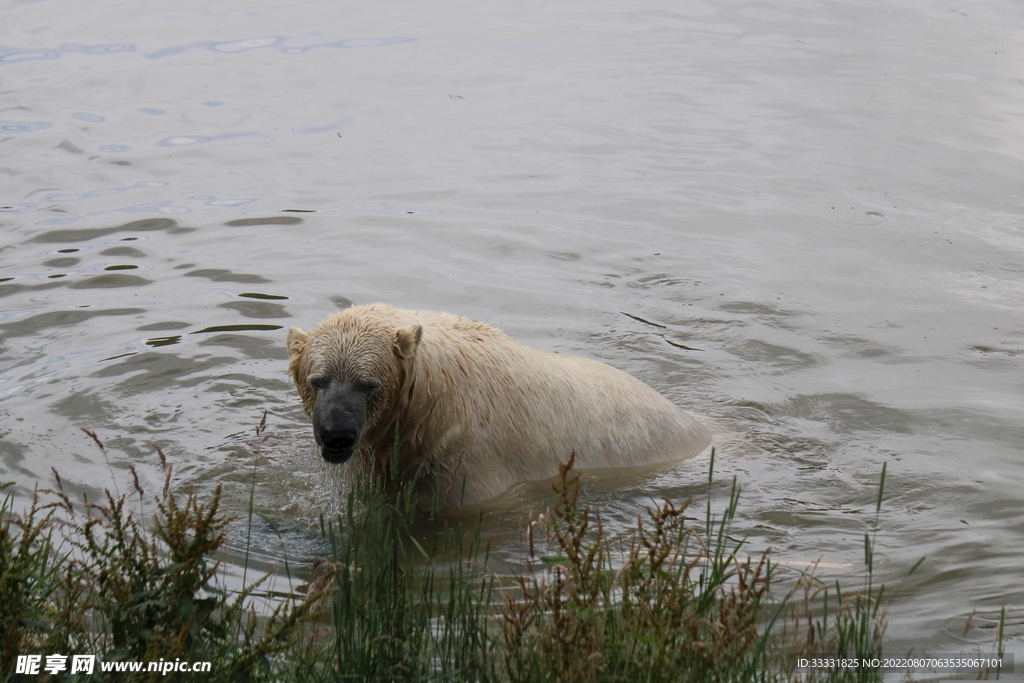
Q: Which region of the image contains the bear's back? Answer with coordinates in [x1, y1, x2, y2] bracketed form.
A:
[394, 306, 711, 504]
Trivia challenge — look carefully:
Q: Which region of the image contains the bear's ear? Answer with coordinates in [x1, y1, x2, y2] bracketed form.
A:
[394, 324, 423, 359]
[286, 327, 309, 360]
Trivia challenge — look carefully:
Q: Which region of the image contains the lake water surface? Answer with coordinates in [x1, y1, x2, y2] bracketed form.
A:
[2, 0, 1023, 658]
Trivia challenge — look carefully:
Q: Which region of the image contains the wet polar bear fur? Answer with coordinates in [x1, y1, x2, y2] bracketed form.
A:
[286, 304, 711, 508]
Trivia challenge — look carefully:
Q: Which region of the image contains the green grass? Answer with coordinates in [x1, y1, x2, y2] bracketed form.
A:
[0, 428, 1007, 682]
[1, 432, 320, 682]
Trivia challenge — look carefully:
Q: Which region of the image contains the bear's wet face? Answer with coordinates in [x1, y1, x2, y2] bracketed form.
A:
[310, 377, 380, 464]
[287, 315, 421, 466]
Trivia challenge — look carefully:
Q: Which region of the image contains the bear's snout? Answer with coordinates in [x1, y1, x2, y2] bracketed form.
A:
[312, 381, 368, 464]
[319, 426, 359, 462]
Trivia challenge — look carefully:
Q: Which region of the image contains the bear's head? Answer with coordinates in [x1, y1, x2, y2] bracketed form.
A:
[286, 313, 422, 465]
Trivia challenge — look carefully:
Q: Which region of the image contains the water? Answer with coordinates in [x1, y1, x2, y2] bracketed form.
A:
[2, 0, 1023, 656]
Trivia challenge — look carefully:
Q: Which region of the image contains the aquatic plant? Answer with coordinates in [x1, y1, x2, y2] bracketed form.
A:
[289, 458, 498, 682]
[0, 432, 322, 682]
[0, 426, 1006, 682]
[501, 450, 775, 682]
[1, 482, 63, 681]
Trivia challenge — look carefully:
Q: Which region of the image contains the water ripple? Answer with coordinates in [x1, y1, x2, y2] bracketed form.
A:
[329, 37, 415, 49]
[0, 50, 57, 64]
[155, 131, 262, 147]
[213, 36, 279, 53]
[190, 196, 259, 207]
[287, 202, 443, 216]
[60, 43, 134, 55]
[0, 121, 52, 133]
[2, 36, 413, 66]
[46, 180, 169, 203]
[144, 35, 414, 60]
[0, 43, 135, 65]
[93, 201, 191, 215]
[70, 112, 107, 123]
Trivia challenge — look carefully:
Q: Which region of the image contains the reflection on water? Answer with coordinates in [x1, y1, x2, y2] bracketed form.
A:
[2, 0, 1024, 654]
[0, 36, 414, 66]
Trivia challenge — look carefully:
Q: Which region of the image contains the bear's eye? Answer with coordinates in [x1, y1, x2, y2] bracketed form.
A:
[309, 375, 330, 391]
[355, 380, 380, 396]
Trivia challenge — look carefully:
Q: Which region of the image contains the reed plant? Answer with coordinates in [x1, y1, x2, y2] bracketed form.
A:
[501, 449, 775, 683]
[289, 441, 498, 682]
[1, 483, 64, 680]
[1, 426, 1005, 682]
[0, 433, 322, 682]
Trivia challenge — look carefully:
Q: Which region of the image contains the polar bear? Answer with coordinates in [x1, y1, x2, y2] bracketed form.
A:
[286, 304, 710, 508]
